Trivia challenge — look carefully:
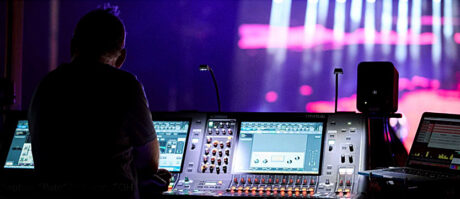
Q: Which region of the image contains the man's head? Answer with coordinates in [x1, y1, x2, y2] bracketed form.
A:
[71, 5, 126, 68]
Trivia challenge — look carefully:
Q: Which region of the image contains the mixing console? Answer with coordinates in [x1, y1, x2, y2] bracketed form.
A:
[153, 112, 368, 198]
[0, 112, 368, 198]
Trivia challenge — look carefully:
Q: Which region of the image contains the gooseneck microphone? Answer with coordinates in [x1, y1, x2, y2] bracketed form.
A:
[333, 68, 343, 113]
[199, 65, 221, 112]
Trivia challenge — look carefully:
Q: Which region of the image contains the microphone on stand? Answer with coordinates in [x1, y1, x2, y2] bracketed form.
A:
[199, 65, 221, 112]
[333, 68, 343, 113]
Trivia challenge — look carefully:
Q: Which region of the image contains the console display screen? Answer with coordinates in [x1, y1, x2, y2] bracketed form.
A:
[233, 121, 324, 174]
[4, 120, 34, 169]
[154, 121, 190, 172]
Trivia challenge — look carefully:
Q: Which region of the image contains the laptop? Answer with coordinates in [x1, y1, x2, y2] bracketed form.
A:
[359, 112, 460, 182]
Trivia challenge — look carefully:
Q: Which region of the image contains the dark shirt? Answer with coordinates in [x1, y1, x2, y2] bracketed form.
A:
[29, 60, 155, 198]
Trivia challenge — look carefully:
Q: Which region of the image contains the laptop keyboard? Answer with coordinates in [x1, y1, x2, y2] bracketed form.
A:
[385, 168, 453, 179]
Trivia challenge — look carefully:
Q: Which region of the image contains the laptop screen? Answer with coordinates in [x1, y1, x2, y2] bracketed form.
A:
[154, 120, 190, 173]
[408, 113, 460, 172]
[3, 120, 34, 169]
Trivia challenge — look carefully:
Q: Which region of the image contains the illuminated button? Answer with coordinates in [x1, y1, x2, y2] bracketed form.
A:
[275, 178, 280, 184]
[254, 178, 259, 184]
[280, 187, 285, 192]
[226, 141, 231, 147]
[228, 129, 233, 135]
[206, 137, 212, 143]
[339, 180, 343, 186]
[224, 157, 229, 164]
[302, 188, 307, 192]
[251, 187, 257, 192]
[218, 150, 223, 157]
[234, 177, 238, 184]
[238, 186, 243, 191]
[296, 179, 301, 185]
[220, 142, 224, 148]
[303, 179, 307, 184]
[231, 186, 236, 192]
[282, 179, 286, 184]
[213, 141, 219, 147]
[217, 158, 222, 165]
[258, 187, 264, 192]
[266, 187, 271, 192]
[204, 148, 210, 155]
[268, 178, 273, 184]
[344, 188, 350, 193]
[346, 180, 351, 186]
[212, 149, 217, 156]
[247, 177, 252, 184]
[225, 149, 230, 156]
[240, 178, 245, 184]
[289, 179, 293, 184]
[244, 186, 250, 191]
[337, 188, 343, 193]
[261, 178, 266, 184]
[211, 157, 216, 164]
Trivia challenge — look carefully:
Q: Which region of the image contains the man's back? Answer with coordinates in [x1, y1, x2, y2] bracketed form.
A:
[29, 60, 155, 197]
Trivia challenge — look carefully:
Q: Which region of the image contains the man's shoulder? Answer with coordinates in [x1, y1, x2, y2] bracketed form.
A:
[52, 61, 139, 82]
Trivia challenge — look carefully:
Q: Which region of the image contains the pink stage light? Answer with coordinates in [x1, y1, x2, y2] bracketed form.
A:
[239, 24, 436, 50]
[265, 91, 278, 103]
[299, 85, 313, 96]
[455, 33, 460, 44]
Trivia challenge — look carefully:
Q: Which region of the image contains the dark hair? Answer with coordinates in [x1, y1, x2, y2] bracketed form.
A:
[71, 4, 125, 59]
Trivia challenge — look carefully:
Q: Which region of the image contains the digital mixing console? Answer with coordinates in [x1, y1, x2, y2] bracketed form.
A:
[153, 112, 368, 198]
[0, 111, 368, 198]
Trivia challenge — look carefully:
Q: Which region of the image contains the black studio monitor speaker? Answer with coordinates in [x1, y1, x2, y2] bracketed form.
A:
[357, 62, 398, 114]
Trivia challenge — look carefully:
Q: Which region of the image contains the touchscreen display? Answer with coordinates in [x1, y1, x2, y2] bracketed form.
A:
[4, 120, 34, 169]
[154, 120, 190, 172]
[233, 121, 323, 174]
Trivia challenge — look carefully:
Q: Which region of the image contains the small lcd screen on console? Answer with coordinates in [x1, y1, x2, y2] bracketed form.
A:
[4, 120, 34, 169]
[154, 121, 190, 172]
[234, 121, 324, 174]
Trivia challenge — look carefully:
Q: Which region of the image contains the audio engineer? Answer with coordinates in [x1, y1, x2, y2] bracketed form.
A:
[28, 5, 170, 199]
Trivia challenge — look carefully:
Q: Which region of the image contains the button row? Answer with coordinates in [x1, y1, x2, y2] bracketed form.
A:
[233, 176, 317, 186]
[229, 185, 316, 197]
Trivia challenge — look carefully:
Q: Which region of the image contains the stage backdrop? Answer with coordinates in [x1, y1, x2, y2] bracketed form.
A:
[19, 0, 460, 151]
